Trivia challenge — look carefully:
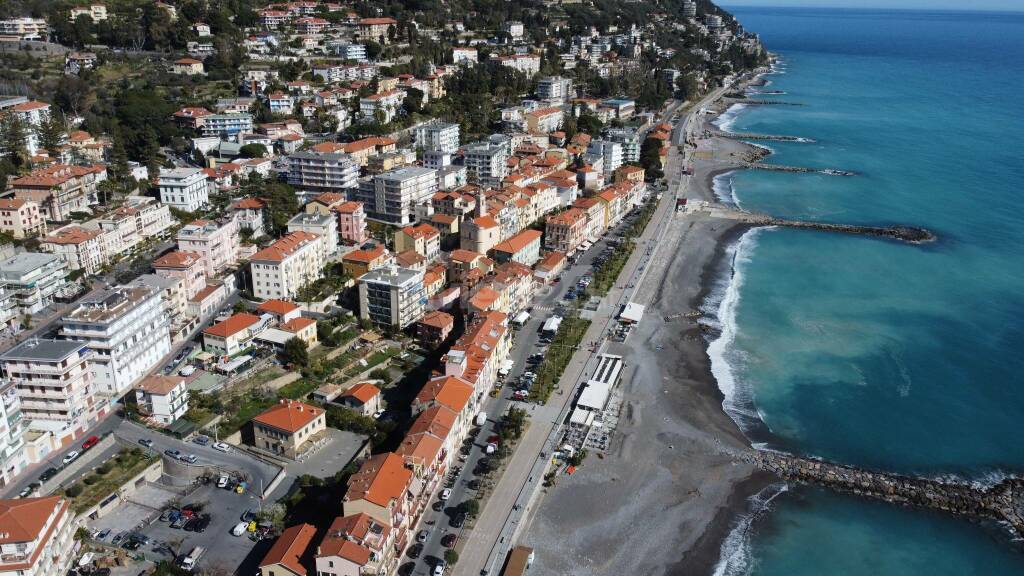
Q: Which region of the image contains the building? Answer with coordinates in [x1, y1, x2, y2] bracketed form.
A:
[358, 266, 426, 329]
[176, 218, 240, 278]
[600, 98, 635, 119]
[359, 89, 405, 124]
[11, 164, 103, 222]
[459, 214, 501, 255]
[534, 250, 566, 283]
[288, 213, 338, 257]
[394, 223, 441, 262]
[491, 229, 542, 266]
[545, 207, 587, 255]
[158, 168, 209, 212]
[203, 312, 265, 357]
[342, 244, 393, 278]
[171, 58, 205, 75]
[0, 199, 45, 239]
[524, 107, 564, 134]
[494, 54, 541, 76]
[315, 513, 396, 576]
[588, 139, 624, 178]
[356, 17, 397, 44]
[1, 339, 97, 430]
[39, 226, 109, 276]
[0, 496, 77, 576]
[230, 197, 267, 237]
[0, 18, 48, 40]
[153, 250, 206, 300]
[461, 141, 509, 187]
[337, 382, 382, 417]
[200, 113, 254, 137]
[132, 375, 188, 425]
[336, 201, 367, 245]
[537, 76, 573, 102]
[418, 310, 454, 347]
[250, 232, 326, 300]
[342, 453, 413, 531]
[330, 41, 367, 61]
[452, 47, 477, 65]
[683, 0, 697, 18]
[251, 400, 326, 460]
[286, 151, 360, 193]
[0, 382, 27, 487]
[258, 523, 317, 576]
[0, 253, 69, 315]
[355, 167, 437, 225]
[60, 286, 170, 398]
[607, 128, 642, 163]
[414, 121, 460, 154]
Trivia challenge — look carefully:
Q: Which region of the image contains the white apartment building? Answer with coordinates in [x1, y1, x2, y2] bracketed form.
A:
[287, 212, 339, 257]
[606, 127, 642, 163]
[504, 21, 524, 40]
[359, 89, 405, 125]
[0, 18, 48, 40]
[1, 339, 96, 428]
[5, 100, 50, 156]
[286, 151, 360, 192]
[175, 218, 240, 278]
[462, 141, 509, 186]
[158, 168, 209, 212]
[0, 253, 70, 315]
[0, 382, 27, 488]
[494, 54, 541, 76]
[330, 41, 367, 61]
[452, 47, 478, 65]
[60, 286, 171, 398]
[414, 121, 460, 154]
[0, 495, 77, 576]
[69, 5, 108, 22]
[355, 166, 437, 225]
[250, 232, 326, 300]
[537, 76, 573, 102]
[358, 266, 426, 329]
[588, 139, 624, 178]
[200, 113, 254, 137]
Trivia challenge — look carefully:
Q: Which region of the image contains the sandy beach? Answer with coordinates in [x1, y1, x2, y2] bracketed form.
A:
[521, 90, 777, 575]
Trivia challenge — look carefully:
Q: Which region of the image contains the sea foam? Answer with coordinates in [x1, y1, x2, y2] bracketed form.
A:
[712, 483, 789, 576]
[713, 103, 748, 133]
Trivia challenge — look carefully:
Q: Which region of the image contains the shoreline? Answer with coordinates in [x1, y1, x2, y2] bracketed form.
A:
[521, 73, 781, 576]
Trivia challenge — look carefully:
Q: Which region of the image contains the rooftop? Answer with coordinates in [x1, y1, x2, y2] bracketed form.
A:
[62, 286, 156, 324]
[253, 400, 322, 433]
[0, 339, 86, 362]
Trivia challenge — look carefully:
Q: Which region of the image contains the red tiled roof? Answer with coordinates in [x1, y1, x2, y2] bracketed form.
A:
[251, 232, 320, 263]
[492, 229, 541, 255]
[342, 382, 380, 404]
[203, 313, 261, 338]
[281, 317, 316, 333]
[253, 400, 322, 433]
[345, 453, 411, 508]
[257, 299, 299, 316]
[259, 523, 316, 576]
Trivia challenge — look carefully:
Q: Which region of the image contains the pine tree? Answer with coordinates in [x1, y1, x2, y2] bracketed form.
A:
[0, 115, 29, 168]
[109, 129, 131, 183]
[38, 113, 67, 157]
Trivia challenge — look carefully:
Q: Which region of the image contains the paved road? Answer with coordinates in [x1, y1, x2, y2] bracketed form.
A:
[453, 84, 740, 576]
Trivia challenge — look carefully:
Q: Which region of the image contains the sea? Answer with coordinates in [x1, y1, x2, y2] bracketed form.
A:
[706, 7, 1024, 576]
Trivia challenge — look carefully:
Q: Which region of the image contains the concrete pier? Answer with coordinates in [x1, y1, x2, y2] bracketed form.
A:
[742, 450, 1024, 537]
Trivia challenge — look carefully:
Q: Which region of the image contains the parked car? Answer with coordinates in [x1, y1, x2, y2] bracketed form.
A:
[231, 522, 248, 537]
[450, 513, 466, 528]
[62, 451, 80, 465]
[171, 516, 187, 529]
[181, 454, 198, 464]
[433, 560, 445, 575]
[217, 475, 229, 489]
[164, 449, 181, 459]
[179, 365, 196, 377]
[439, 488, 452, 501]
[441, 533, 458, 548]
[212, 441, 230, 453]
[192, 435, 210, 446]
[240, 509, 256, 523]
[416, 529, 429, 543]
[160, 508, 176, 521]
[406, 543, 423, 559]
[19, 485, 35, 498]
[138, 438, 154, 448]
[82, 436, 100, 450]
[39, 467, 58, 482]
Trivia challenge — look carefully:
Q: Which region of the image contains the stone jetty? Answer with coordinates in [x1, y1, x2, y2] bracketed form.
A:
[746, 163, 856, 176]
[710, 130, 815, 143]
[728, 100, 805, 106]
[743, 450, 1024, 537]
[710, 206, 935, 243]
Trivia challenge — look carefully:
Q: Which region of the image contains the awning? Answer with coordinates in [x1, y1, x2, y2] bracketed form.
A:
[619, 302, 645, 323]
[513, 311, 530, 324]
[216, 354, 253, 373]
[542, 316, 563, 333]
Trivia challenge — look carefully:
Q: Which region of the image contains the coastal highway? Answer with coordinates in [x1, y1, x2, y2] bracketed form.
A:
[454, 84, 737, 576]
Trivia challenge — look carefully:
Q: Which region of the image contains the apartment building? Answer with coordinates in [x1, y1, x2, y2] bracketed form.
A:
[524, 107, 564, 133]
[39, 226, 109, 276]
[459, 214, 501, 255]
[574, 196, 606, 242]
[606, 127, 642, 163]
[11, 164, 103, 222]
[316, 513, 397, 576]
[230, 197, 267, 237]
[250, 400, 326, 460]
[0, 382, 27, 488]
[69, 5, 108, 22]
[132, 375, 188, 425]
[60, 286, 171, 397]
[286, 151, 360, 192]
[158, 168, 209, 212]
[588, 139, 624, 178]
[4, 100, 49, 156]
[358, 266, 426, 329]
[394, 223, 441, 262]
[0, 496, 77, 576]
[491, 229, 542, 266]
[202, 313, 266, 358]
[342, 245, 393, 278]
[250, 232, 326, 300]
[336, 201, 367, 245]
[200, 113, 254, 137]
[414, 121, 460, 154]
[0, 198, 45, 239]
[544, 207, 587, 255]
[1, 339, 96, 428]
[355, 167, 437, 225]
[461, 141, 508, 186]
[330, 41, 367, 61]
[0, 18, 48, 40]
[356, 17, 397, 44]
[287, 213, 338, 257]
[359, 89, 405, 124]
[537, 76, 573, 102]
[0, 253, 70, 315]
[175, 218, 240, 278]
[342, 453, 414, 534]
[153, 250, 206, 301]
[493, 54, 541, 76]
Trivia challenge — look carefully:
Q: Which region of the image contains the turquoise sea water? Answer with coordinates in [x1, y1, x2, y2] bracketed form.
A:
[708, 7, 1024, 575]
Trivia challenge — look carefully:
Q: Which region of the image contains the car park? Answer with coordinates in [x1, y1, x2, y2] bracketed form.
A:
[62, 450, 80, 465]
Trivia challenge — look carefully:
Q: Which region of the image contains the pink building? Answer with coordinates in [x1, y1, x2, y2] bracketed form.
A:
[175, 218, 240, 278]
[336, 201, 367, 245]
[154, 250, 207, 300]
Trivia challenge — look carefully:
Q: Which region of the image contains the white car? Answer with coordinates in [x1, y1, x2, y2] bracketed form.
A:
[439, 488, 452, 501]
[231, 522, 248, 537]
[212, 441, 231, 453]
[433, 562, 445, 575]
[179, 365, 196, 377]
[217, 475, 229, 488]
[372, 410, 385, 419]
[62, 451, 80, 465]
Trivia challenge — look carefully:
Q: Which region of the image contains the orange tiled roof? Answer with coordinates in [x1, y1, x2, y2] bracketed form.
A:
[345, 453, 411, 508]
[493, 229, 541, 255]
[257, 299, 299, 316]
[251, 232, 320, 263]
[259, 523, 316, 576]
[281, 317, 316, 333]
[203, 313, 261, 338]
[42, 226, 103, 245]
[154, 250, 203, 269]
[420, 310, 453, 329]
[253, 400, 322, 433]
[342, 382, 380, 404]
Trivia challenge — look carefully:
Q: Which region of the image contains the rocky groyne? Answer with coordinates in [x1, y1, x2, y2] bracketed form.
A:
[743, 450, 1024, 537]
[710, 130, 815, 143]
[711, 207, 936, 243]
[746, 163, 856, 176]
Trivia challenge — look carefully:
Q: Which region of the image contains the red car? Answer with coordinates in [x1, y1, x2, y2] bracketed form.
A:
[82, 436, 100, 450]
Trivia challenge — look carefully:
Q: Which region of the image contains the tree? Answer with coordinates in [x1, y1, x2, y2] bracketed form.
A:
[576, 112, 603, 136]
[256, 503, 286, 532]
[282, 337, 309, 368]
[402, 88, 424, 115]
[239, 143, 267, 158]
[38, 113, 66, 157]
[444, 549, 459, 565]
[0, 114, 29, 168]
[639, 136, 665, 180]
[500, 407, 528, 441]
[460, 499, 480, 518]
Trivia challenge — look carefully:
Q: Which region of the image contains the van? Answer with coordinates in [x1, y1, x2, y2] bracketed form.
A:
[179, 546, 205, 571]
[231, 522, 248, 537]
